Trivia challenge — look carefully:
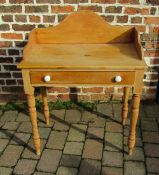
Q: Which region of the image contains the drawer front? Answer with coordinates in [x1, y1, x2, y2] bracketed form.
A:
[30, 71, 135, 85]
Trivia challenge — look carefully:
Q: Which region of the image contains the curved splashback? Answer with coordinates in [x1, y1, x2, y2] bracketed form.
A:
[35, 10, 134, 44]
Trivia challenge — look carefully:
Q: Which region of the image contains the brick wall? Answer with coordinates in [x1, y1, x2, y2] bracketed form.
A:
[0, 0, 159, 102]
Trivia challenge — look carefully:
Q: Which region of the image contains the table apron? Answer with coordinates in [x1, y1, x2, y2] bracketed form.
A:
[30, 71, 136, 86]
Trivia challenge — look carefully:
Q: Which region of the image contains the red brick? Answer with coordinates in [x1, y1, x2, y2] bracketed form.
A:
[147, 0, 159, 5]
[0, 24, 10, 31]
[2, 86, 24, 93]
[2, 15, 13, 22]
[9, 0, 33, 2]
[48, 87, 69, 93]
[78, 95, 90, 101]
[105, 87, 114, 93]
[43, 15, 55, 23]
[3, 65, 18, 71]
[150, 7, 156, 15]
[29, 16, 41, 23]
[12, 24, 35, 31]
[150, 58, 159, 64]
[0, 0, 5, 3]
[105, 6, 122, 13]
[52, 5, 75, 13]
[154, 42, 159, 49]
[64, 0, 88, 3]
[91, 0, 115, 3]
[112, 94, 122, 100]
[144, 50, 159, 57]
[0, 80, 5, 85]
[37, 0, 60, 3]
[57, 94, 70, 101]
[90, 94, 111, 101]
[6, 79, 16, 85]
[8, 49, 19, 55]
[145, 41, 159, 49]
[145, 17, 159, 25]
[102, 15, 114, 23]
[15, 15, 27, 22]
[117, 15, 128, 23]
[152, 27, 159, 34]
[141, 8, 149, 15]
[82, 87, 103, 93]
[48, 95, 58, 102]
[0, 94, 26, 102]
[17, 79, 23, 85]
[0, 49, 6, 55]
[143, 87, 157, 94]
[145, 42, 153, 49]
[25, 5, 48, 13]
[0, 57, 13, 63]
[0, 73, 11, 78]
[78, 5, 102, 12]
[1, 33, 23, 40]
[131, 17, 142, 24]
[124, 7, 141, 14]
[117, 87, 123, 93]
[0, 41, 12, 47]
[118, 0, 139, 4]
[0, 6, 22, 13]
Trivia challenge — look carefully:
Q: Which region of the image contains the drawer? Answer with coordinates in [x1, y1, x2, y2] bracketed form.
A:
[30, 71, 135, 85]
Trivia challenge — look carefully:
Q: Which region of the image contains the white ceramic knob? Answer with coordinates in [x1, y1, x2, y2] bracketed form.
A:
[114, 75, 122, 83]
[44, 75, 51, 82]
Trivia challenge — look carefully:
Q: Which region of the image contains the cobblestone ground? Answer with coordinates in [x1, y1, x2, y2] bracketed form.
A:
[0, 102, 159, 175]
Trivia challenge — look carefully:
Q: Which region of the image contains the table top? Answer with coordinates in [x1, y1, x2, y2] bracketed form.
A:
[18, 11, 147, 71]
[18, 43, 147, 70]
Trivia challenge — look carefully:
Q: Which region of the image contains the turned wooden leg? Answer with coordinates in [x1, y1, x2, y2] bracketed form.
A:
[128, 94, 140, 155]
[122, 87, 130, 126]
[27, 94, 41, 155]
[41, 87, 49, 125]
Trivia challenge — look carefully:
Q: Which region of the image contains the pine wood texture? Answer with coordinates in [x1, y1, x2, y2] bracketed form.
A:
[128, 94, 141, 155]
[34, 10, 134, 44]
[30, 71, 135, 85]
[122, 87, 130, 126]
[27, 94, 41, 155]
[41, 87, 49, 125]
[17, 11, 148, 155]
[18, 44, 147, 69]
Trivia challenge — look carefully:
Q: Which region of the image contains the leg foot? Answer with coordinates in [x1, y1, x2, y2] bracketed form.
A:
[36, 149, 41, 156]
[128, 148, 133, 156]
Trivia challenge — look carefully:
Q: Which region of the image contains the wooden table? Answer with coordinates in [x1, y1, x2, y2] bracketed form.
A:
[17, 11, 147, 156]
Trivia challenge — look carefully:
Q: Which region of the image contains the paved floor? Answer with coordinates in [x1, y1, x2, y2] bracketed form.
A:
[0, 102, 159, 175]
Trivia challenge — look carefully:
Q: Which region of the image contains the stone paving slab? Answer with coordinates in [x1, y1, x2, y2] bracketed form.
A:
[0, 111, 18, 122]
[124, 161, 146, 175]
[79, 159, 101, 175]
[0, 102, 158, 175]
[13, 159, 37, 175]
[0, 167, 13, 175]
[37, 149, 62, 173]
[63, 142, 83, 155]
[82, 139, 103, 160]
[46, 131, 67, 150]
[102, 167, 123, 175]
[56, 166, 78, 175]
[0, 145, 24, 167]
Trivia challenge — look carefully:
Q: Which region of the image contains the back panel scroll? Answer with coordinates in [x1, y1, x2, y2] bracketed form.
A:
[35, 11, 135, 44]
